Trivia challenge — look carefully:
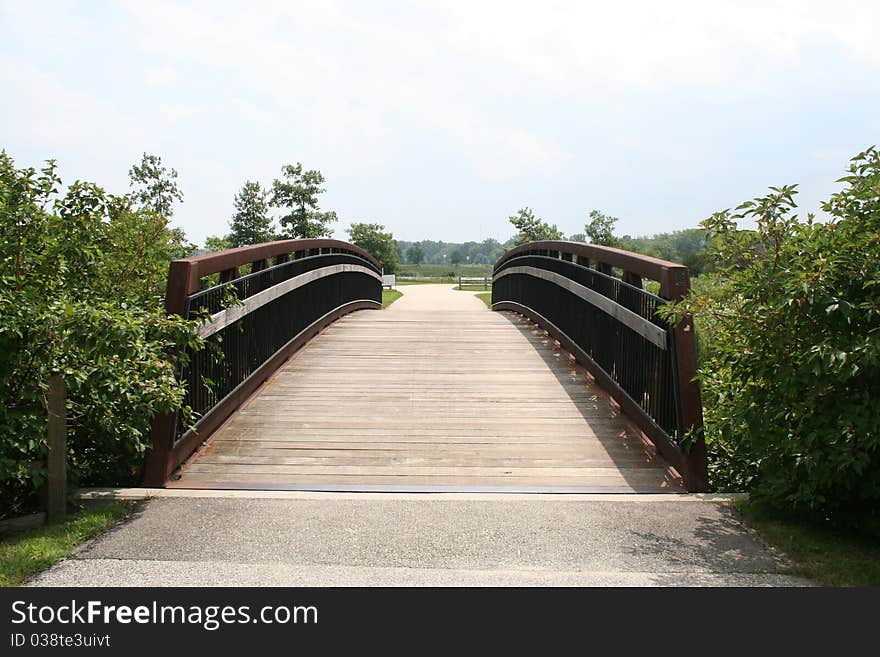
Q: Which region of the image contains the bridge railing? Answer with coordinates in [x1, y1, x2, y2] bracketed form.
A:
[492, 241, 707, 491]
[144, 239, 382, 485]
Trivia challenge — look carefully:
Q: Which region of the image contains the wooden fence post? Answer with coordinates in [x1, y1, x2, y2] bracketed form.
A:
[47, 373, 67, 522]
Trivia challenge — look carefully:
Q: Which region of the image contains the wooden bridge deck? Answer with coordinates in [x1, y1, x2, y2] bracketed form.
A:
[171, 285, 683, 492]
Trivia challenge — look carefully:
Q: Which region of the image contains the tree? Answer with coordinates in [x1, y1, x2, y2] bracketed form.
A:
[617, 228, 711, 275]
[229, 181, 274, 247]
[204, 235, 232, 252]
[568, 232, 587, 243]
[584, 209, 620, 247]
[0, 151, 200, 518]
[270, 162, 337, 238]
[347, 222, 399, 274]
[128, 153, 183, 218]
[508, 207, 563, 245]
[662, 147, 880, 524]
[449, 250, 463, 265]
[406, 243, 424, 265]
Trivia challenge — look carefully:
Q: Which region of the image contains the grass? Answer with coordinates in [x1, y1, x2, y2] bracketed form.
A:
[382, 289, 403, 308]
[397, 278, 457, 285]
[736, 501, 880, 586]
[1, 501, 133, 586]
[475, 292, 492, 308]
[398, 263, 493, 278]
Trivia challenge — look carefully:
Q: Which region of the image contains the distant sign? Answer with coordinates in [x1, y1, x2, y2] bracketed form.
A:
[382, 274, 396, 288]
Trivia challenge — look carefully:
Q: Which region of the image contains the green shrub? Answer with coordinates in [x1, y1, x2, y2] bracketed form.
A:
[0, 152, 200, 518]
[663, 147, 880, 523]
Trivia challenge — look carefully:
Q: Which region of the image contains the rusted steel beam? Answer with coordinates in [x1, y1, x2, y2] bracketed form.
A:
[496, 240, 690, 298]
[658, 266, 707, 490]
[596, 262, 614, 277]
[622, 270, 643, 289]
[175, 239, 381, 295]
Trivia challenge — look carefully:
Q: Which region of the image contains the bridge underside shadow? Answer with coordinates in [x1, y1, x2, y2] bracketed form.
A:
[169, 285, 684, 493]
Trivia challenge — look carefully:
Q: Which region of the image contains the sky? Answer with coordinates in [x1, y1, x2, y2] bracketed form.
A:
[2, 1, 879, 246]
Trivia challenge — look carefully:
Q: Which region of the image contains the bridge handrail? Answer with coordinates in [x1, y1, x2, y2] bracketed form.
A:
[144, 239, 382, 486]
[491, 241, 707, 491]
[494, 240, 692, 300]
[164, 238, 382, 314]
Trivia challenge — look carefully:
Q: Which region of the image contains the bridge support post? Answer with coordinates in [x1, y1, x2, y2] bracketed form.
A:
[661, 268, 708, 492]
[144, 260, 199, 487]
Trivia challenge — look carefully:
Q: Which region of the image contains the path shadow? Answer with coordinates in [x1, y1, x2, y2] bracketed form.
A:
[495, 310, 684, 492]
[70, 499, 151, 558]
[620, 504, 789, 574]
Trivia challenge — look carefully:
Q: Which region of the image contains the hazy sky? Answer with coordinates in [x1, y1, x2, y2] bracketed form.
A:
[2, 1, 878, 246]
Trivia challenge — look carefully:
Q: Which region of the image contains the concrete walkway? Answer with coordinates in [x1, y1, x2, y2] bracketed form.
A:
[29, 490, 809, 586]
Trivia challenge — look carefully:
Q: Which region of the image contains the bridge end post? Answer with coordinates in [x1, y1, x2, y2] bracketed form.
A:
[143, 260, 199, 487]
[661, 266, 709, 492]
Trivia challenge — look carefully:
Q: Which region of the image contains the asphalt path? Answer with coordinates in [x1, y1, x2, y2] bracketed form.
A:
[29, 493, 808, 586]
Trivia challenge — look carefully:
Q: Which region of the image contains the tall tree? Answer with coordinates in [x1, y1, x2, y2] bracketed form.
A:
[347, 222, 399, 274]
[406, 243, 424, 265]
[584, 209, 620, 247]
[229, 181, 274, 247]
[270, 162, 337, 238]
[0, 151, 201, 516]
[449, 250, 463, 265]
[509, 207, 563, 245]
[203, 235, 232, 252]
[128, 153, 183, 218]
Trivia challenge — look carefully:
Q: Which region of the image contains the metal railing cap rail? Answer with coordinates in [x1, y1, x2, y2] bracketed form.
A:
[494, 240, 692, 300]
[168, 238, 381, 294]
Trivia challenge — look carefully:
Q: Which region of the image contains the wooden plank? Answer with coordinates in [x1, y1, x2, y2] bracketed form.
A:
[173, 284, 684, 492]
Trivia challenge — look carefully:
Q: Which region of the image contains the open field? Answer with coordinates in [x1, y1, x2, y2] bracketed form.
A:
[382, 289, 403, 308]
[398, 263, 493, 279]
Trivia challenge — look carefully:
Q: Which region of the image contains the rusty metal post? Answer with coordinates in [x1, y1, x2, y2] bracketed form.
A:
[661, 267, 708, 491]
[622, 270, 643, 289]
[143, 260, 199, 487]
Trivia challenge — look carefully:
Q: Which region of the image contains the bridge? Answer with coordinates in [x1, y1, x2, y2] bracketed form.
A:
[143, 239, 707, 493]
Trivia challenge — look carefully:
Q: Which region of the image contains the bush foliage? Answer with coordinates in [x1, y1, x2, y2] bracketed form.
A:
[663, 147, 880, 522]
[0, 153, 200, 518]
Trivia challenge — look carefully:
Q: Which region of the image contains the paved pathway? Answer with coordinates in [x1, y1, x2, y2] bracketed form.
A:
[30, 491, 808, 586]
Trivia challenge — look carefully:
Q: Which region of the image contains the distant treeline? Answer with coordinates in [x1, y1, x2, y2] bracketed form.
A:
[397, 228, 711, 275]
[395, 239, 512, 267]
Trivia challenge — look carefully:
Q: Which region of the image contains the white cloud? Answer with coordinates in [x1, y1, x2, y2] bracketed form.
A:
[144, 64, 178, 88]
[2, 0, 878, 242]
[0, 54, 146, 151]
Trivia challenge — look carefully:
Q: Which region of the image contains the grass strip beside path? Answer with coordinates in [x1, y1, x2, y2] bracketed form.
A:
[475, 292, 492, 308]
[0, 501, 133, 586]
[397, 278, 457, 285]
[382, 289, 403, 308]
[737, 501, 880, 586]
